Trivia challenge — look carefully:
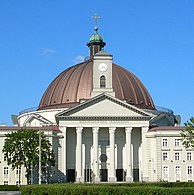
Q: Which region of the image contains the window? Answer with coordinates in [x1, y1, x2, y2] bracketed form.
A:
[187, 152, 192, 161]
[162, 138, 168, 147]
[3, 167, 8, 178]
[163, 152, 168, 161]
[3, 154, 7, 161]
[175, 166, 180, 175]
[175, 139, 180, 146]
[3, 181, 8, 185]
[174, 152, 180, 161]
[163, 166, 168, 175]
[188, 166, 192, 175]
[16, 167, 21, 175]
[100, 75, 106, 88]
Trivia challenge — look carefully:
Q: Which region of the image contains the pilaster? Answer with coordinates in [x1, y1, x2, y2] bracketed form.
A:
[141, 126, 149, 182]
[60, 126, 67, 182]
[109, 127, 117, 182]
[125, 127, 133, 182]
[76, 126, 83, 182]
[92, 127, 100, 182]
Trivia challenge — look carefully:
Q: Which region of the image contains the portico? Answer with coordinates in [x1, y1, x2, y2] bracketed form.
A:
[56, 93, 151, 183]
[59, 124, 149, 183]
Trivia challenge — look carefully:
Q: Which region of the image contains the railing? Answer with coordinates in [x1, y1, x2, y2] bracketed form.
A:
[19, 105, 174, 116]
[19, 106, 38, 115]
[155, 106, 174, 115]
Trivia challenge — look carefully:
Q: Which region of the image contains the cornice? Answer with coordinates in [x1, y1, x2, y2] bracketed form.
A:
[57, 115, 151, 121]
[56, 93, 151, 118]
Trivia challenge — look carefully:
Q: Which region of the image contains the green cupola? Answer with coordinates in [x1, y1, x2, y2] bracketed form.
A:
[87, 16, 106, 59]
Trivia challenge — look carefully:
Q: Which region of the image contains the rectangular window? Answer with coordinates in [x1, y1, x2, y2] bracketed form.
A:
[188, 166, 192, 175]
[175, 152, 180, 161]
[163, 166, 168, 175]
[175, 166, 180, 175]
[163, 152, 168, 161]
[3, 181, 8, 185]
[187, 152, 192, 161]
[162, 138, 168, 147]
[175, 139, 180, 146]
[3, 154, 7, 161]
[16, 167, 21, 175]
[3, 167, 8, 178]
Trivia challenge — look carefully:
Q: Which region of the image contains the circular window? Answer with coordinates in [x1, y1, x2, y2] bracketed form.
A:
[100, 154, 107, 162]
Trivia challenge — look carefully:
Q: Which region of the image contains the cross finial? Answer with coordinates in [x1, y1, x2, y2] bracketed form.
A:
[92, 14, 100, 33]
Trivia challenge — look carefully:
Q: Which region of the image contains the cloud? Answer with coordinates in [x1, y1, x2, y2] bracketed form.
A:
[73, 55, 85, 64]
[40, 48, 56, 56]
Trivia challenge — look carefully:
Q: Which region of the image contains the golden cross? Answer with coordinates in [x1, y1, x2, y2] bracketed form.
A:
[92, 14, 100, 28]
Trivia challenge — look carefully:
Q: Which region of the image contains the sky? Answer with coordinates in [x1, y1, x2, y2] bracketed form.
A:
[0, 0, 193, 126]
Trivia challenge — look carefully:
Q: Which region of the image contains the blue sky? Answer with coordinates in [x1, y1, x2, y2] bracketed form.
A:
[0, 0, 193, 125]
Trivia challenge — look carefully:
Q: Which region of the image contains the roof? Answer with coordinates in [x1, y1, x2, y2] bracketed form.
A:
[38, 60, 155, 111]
[0, 125, 59, 132]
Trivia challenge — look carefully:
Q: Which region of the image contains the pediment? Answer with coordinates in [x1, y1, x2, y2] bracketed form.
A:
[56, 93, 151, 120]
[150, 113, 174, 126]
[23, 113, 53, 126]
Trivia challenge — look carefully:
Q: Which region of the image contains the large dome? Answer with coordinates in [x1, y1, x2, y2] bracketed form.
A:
[38, 60, 155, 111]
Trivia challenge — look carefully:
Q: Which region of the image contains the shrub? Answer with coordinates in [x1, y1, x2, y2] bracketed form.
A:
[20, 183, 194, 195]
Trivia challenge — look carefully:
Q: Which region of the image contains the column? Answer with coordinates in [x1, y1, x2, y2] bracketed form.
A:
[76, 126, 83, 182]
[61, 127, 67, 182]
[109, 127, 116, 182]
[141, 126, 149, 181]
[125, 127, 133, 182]
[92, 127, 100, 182]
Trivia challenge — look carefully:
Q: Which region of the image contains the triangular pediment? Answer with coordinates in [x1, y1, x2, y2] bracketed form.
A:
[23, 113, 53, 126]
[150, 113, 174, 126]
[56, 93, 151, 120]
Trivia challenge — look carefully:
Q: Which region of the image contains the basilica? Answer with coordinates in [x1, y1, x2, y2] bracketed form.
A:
[0, 22, 193, 185]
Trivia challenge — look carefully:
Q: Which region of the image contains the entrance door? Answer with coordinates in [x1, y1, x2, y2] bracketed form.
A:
[84, 169, 91, 182]
[100, 169, 108, 182]
[116, 169, 124, 181]
[67, 169, 75, 182]
[133, 169, 139, 181]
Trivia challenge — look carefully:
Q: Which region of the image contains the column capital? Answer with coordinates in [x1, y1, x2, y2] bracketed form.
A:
[92, 127, 99, 134]
[60, 126, 67, 133]
[76, 126, 83, 133]
[109, 127, 116, 134]
[142, 126, 149, 133]
[125, 127, 133, 133]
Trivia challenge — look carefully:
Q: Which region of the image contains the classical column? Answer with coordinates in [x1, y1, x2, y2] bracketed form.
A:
[76, 126, 83, 182]
[109, 127, 116, 182]
[141, 126, 149, 182]
[61, 127, 67, 182]
[92, 127, 100, 182]
[125, 127, 133, 182]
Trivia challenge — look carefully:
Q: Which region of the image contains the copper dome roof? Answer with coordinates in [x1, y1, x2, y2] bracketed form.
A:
[38, 60, 155, 110]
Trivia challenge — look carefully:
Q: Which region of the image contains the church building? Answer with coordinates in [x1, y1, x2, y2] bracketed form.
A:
[0, 20, 193, 185]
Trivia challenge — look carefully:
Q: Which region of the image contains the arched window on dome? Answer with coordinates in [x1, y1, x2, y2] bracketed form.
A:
[100, 75, 106, 88]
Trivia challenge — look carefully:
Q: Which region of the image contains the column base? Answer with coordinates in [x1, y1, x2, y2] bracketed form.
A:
[142, 176, 149, 182]
[76, 176, 84, 183]
[94, 176, 100, 183]
[108, 176, 117, 182]
[126, 176, 133, 182]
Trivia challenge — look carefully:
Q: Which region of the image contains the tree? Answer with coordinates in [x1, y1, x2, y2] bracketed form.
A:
[180, 117, 194, 148]
[2, 129, 55, 184]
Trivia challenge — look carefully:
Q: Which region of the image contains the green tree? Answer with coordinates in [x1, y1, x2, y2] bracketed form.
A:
[2, 129, 55, 184]
[181, 117, 194, 148]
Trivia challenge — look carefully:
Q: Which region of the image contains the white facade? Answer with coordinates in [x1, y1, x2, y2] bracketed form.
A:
[0, 95, 192, 184]
[0, 33, 192, 184]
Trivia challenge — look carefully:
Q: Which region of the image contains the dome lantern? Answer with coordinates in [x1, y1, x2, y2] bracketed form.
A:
[87, 14, 106, 59]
